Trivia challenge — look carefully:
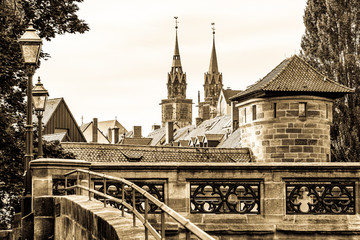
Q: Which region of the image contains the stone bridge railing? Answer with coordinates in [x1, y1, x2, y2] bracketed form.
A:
[64, 169, 215, 240]
[31, 159, 360, 239]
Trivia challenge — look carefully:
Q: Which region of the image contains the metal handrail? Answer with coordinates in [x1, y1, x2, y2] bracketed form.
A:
[64, 169, 215, 240]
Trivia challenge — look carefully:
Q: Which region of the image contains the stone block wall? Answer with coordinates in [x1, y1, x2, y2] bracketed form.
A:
[236, 96, 333, 162]
[54, 195, 145, 240]
[161, 98, 192, 128]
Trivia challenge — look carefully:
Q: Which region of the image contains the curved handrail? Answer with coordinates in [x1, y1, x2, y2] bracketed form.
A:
[64, 169, 215, 240]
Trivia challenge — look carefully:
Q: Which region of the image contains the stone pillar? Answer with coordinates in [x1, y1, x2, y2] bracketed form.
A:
[31, 158, 90, 240]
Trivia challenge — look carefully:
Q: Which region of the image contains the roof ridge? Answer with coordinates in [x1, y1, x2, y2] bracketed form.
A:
[262, 55, 295, 90]
[296, 55, 354, 92]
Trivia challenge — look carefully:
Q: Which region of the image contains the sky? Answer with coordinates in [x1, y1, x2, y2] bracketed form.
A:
[36, 0, 307, 136]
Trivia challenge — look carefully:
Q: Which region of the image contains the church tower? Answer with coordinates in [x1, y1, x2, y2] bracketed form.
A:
[197, 23, 223, 122]
[161, 17, 192, 128]
[204, 23, 223, 107]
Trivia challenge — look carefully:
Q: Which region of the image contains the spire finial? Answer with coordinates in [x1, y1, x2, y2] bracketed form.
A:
[174, 16, 179, 29]
[211, 22, 215, 35]
[37, 76, 41, 83]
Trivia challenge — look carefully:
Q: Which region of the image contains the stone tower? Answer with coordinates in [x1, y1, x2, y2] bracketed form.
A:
[230, 55, 354, 162]
[198, 23, 223, 122]
[161, 17, 192, 128]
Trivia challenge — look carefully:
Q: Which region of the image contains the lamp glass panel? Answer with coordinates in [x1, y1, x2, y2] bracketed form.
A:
[21, 44, 40, 64]
[33, 95, 47, 111]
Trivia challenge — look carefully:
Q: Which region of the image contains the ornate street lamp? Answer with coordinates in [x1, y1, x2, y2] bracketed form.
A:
[18, 22, 42, 216]
[33, 77, 49, 158]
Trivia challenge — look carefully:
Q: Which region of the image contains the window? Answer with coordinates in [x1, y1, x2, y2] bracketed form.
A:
[180, 106, 188, 120]
[273, 103, 277, 118]
[326, 104, 329, 119]
[252, 105, 257, 121]
[299, 102, 307, 117]
[165, 105, 173, 120]
[244, 108, 247, 123]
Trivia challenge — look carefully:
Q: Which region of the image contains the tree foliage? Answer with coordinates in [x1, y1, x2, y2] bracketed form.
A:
[0, 0, 88, 228]
[301, 0, 360, 161]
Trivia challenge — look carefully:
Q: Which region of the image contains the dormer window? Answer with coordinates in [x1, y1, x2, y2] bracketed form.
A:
[299, 102, 307, 117]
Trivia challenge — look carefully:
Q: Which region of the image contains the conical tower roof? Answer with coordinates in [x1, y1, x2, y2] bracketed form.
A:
[172, 30, 182, 69]
[208, 25, 218, 73]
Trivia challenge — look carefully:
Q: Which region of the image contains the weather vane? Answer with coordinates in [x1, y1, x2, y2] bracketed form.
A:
[174, 16, 179, 29]
[211, 22, 215, 34]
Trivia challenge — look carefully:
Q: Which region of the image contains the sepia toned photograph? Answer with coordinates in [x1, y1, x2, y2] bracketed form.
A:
[1, 0, 359, 239]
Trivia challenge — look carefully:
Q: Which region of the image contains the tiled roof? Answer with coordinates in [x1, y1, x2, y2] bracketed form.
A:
[218, 128, 242, 148]
[222, 89, 242, 104]
[231, 55, 354, 101]
[183, 115, 231, 141]
[61, 143, 251, 163]
[119, 138, 152, 146]
[147, 127, 165, 146]
[98, 120, 128, 136]
[43, 132, 70, 142]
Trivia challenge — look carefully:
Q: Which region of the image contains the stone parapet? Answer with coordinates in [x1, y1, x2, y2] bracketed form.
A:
[91, 162, 360, 238]
[31, 158, 90, 197]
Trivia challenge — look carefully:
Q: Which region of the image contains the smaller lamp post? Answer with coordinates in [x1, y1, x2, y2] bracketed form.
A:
[32, 77, 49, 158]
[18, 21, 42, 217]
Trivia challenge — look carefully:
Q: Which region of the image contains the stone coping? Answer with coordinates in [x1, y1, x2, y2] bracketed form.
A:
[30, 158, 91, 168]
[90, 161, 360, 170]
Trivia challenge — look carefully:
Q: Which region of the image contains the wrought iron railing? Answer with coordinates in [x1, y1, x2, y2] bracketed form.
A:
[286, 180, 355, 214]
[64, 169, 215, 240]
[93, 180, 164, 214]
[190, 180, 260, 214]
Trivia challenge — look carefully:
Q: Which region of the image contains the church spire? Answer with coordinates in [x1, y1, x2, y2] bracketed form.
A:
[161, 17, 192, 128]
[208, 23, 218, 73]
[171, 17, 182, 73]
[203, 22, 223, 107]
[167, 17, 187, 99]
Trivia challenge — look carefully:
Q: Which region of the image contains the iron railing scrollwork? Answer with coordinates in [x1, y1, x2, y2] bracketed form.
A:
[94, 180, 164, 214]
[190, 181, 260, 214]
[286, 181, 355, 214]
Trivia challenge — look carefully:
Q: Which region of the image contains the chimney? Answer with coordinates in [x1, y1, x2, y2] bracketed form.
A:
[108, 128, 112, 143]
[152, 124, 161, 131]
[195, 117, 203, 127]
[231, 101, 239, 132]
[113, 126, 119, 144]
[92, 118, 98, 143]
[166, 121, 174, 144]
[133, 126, 142, 138]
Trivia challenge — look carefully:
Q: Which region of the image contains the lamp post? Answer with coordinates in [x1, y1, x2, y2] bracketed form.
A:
[18, 22, 42, 216]
[32, 77, 49, 158]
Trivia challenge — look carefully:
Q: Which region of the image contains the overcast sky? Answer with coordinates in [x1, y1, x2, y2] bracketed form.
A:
[36, 0, 307, 136]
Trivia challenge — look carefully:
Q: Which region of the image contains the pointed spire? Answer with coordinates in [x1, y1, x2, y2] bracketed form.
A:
[208, 23, 218, 73]
[172, 17, 182, 72]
